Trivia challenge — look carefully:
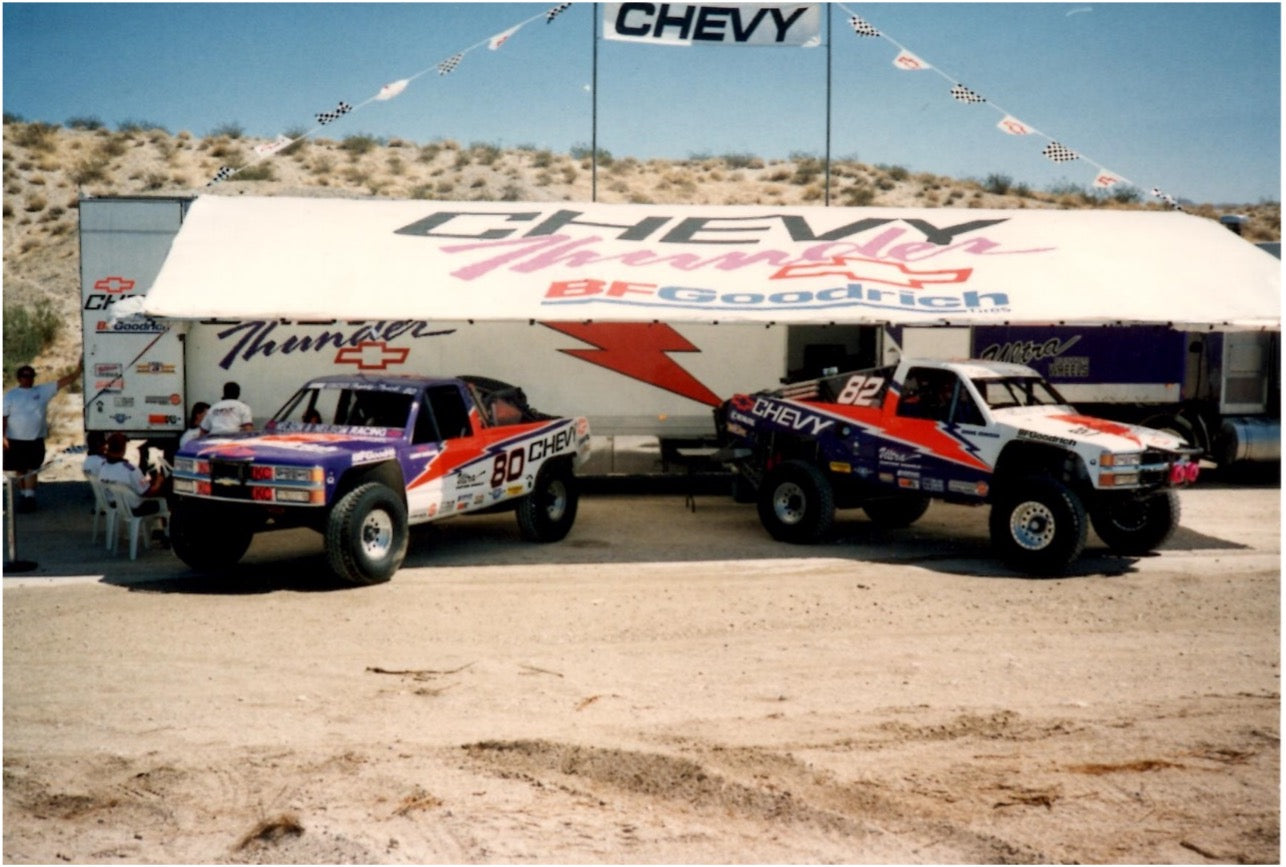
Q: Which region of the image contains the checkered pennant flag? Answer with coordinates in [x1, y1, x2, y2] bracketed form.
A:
[950, 84, 986, 104]
[546, 2, 572, 23]
[1042, 141, 1079, 163]
[1151, 187, 1182, 210]
[315, 101, 352, 126]
[437, 52, 464, 76]
[848, 15, 879, 37]
[206, 165, 235, 186]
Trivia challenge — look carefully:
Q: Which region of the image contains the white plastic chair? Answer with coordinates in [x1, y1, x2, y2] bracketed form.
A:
[101, 480, 170, 560]
[84, 470, 113, 546]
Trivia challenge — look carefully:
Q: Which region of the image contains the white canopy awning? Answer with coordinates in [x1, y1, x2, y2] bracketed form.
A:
[142, 196, 1281, 329]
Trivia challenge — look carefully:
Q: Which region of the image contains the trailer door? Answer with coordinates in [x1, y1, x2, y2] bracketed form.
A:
[80, 197, 189, 437]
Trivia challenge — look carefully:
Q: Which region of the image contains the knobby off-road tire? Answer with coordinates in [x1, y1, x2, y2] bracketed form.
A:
[516, 459, 579, 542]
[325, 482, 409, 585]
[757, 459, 835, 544]
[1090, 490, 1181, 555]
[989, 476, 1087, 575]
[863, 495, 931, 528]
[170, 500, 254, 573]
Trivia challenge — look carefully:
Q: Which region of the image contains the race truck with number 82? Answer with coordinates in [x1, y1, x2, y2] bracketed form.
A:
[715, 358, 1202, 573]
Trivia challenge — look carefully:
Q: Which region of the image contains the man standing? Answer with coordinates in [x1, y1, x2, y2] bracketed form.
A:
[200, 381, 254, 435]
[3, 360, 81, 512]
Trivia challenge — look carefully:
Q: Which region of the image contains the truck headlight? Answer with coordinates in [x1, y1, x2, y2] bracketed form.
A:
[1100, 452, 1142, 468]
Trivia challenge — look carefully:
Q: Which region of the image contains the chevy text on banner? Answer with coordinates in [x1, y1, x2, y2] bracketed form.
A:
[603, 3, 820, 46]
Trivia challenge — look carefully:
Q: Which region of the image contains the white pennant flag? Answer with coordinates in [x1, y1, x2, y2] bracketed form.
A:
[376, 79, 410, 101]
[892, 49, 930, 70]
[996, 115, 1033, 135]
[489, 23, 523, 50]
[253, 134, 293, 156]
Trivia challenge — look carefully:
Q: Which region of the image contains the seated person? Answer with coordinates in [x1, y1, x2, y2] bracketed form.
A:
[82, 430, 108, 477]
[97, 433, 167, 516]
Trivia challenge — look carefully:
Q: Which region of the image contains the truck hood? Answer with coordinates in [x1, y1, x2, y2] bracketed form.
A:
[988, 406, 1190, 453]
[178, 430, 403, 464]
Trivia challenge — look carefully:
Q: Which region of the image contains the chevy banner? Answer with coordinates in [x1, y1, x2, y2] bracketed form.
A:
[603, 3, 820, 46]
[139, 198, 1280, 329]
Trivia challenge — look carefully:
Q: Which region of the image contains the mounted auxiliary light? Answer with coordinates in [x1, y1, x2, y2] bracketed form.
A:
[1170, 461, 1200, 485]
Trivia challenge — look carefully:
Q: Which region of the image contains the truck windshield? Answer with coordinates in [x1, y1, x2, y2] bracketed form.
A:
[270, 386, 414, 431]
[971, 376, 1068, 409]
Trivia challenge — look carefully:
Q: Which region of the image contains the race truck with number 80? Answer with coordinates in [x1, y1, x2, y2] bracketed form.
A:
[170, 374, 591, 585]
[715, 358, 1202, 573]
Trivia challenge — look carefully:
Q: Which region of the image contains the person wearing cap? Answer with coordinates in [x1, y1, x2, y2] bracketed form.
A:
[3, 359, 81, 511]
[199, 381, 254, 436]
[97, 432, 167, 514]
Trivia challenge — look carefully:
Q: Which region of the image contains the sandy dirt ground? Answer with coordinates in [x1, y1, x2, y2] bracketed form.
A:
[2, 472, 1280, 864]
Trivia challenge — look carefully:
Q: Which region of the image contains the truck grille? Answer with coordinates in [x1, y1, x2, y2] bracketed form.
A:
[210, 459, 253, 499]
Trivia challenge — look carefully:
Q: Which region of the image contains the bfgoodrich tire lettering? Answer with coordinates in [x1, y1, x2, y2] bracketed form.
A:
[1091, 490, 1181, 555]
[757, 459, 835, 544]
[325, 482, 409, 585]
[989, 476, 1087, 575]
[516, 459, 579, 542]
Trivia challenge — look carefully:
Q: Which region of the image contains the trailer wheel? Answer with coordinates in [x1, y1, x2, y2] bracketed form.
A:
[757, 459, 835, 544]
[863, 495, 931, 528]
[1090, 490, 1180, 555]
[516, 459, 578, 542]
[989, 476, 1086, 574]
[171, 501, 254, 573]
[325, 482, 408, 585]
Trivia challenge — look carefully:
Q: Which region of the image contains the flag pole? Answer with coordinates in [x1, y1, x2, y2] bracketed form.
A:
[592, 2, 599, 202]
[824, 3, 832, 206]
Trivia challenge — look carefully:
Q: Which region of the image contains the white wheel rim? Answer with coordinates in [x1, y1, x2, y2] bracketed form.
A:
[773, 482, 807, 526]
[360, 508, 394, 559]
[1010, 501, 1056, 551]
[544, 479, 567, 522]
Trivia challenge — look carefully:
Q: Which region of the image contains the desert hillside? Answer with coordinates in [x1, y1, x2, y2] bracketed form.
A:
[2, 117, 1280, 439]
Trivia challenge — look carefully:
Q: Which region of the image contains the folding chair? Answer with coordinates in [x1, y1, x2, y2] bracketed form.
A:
[84, 470, 113, 547]
[101, 480, 170, 560]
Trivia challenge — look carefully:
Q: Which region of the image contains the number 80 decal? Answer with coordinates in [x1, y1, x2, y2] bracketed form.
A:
[490, 447, 526, 487]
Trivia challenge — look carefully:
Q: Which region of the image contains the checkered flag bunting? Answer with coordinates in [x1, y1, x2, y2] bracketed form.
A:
[437, 53, 463, 76]
[1042, 141, 1079, 163]
[315, 101, 352, 126]
[1151, 188, 1183, 210]
[950, 84, 986, 104]
[848, 15, 879, 37]
[546, 2, 572, 23]
[206, 165, 235, 186]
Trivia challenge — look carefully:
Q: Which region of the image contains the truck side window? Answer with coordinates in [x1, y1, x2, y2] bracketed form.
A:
[898, 368, 959, 423]
[425, 385, 472, 440]
[953, 386, 985, 426]
[411, 400, 439, 444]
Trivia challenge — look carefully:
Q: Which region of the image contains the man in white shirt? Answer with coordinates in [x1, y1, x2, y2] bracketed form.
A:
[4, 360, 81, 511]
[200, 382, 254, 436]
[97, 432, 166, 516]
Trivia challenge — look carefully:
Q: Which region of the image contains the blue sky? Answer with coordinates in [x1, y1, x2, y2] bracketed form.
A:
[3, 2, 1280, 204]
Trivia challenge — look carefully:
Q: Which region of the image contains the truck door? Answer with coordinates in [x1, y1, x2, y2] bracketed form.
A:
[80, 197, 190, 438]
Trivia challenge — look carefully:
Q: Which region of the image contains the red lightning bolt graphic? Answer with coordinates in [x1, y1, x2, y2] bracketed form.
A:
[542, 322, 722, 407]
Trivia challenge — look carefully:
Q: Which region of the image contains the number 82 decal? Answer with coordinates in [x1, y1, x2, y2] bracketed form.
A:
[836, 375, 884, 406]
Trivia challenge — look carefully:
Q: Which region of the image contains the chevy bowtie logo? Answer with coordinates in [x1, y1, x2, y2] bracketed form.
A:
[772, 256, 972, 289]
[335, 341, 410, 370]
[94, 276, 136, 293]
